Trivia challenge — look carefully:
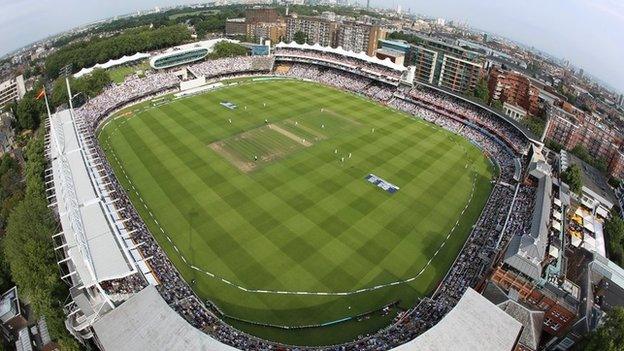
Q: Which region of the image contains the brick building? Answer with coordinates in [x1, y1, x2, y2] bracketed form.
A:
[490, 267, 579, 337]
[488, 68, 540, 116]
[225, 8, 285, 43]
[545, 104, 624, 178]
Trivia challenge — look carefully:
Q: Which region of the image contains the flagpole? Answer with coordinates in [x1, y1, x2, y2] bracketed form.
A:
[43, 88, 52, 120]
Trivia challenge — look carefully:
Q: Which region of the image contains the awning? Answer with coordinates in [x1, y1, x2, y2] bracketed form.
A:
[549, 246, 560, 258]
[553, 210, 562, 221]
[596, 207, 609, 218]
[571, 235, 582, 247]
[584, 220, 595, 233]
[554, 198, 562, 208]
[552, 219, 562, 232]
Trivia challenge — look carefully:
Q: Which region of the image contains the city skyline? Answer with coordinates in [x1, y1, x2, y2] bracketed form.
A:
[1, 0, 623, 92]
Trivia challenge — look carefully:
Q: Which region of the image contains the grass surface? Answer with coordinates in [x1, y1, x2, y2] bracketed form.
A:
[98, 79, 494, 345]
[107, 61, 150, 83]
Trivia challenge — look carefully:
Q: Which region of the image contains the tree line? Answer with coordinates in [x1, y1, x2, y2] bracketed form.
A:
[49, 69, 112, 108]
[207, 42, 248, 59]
[45, 24, 191, 79]
[2, 133, 80, 350]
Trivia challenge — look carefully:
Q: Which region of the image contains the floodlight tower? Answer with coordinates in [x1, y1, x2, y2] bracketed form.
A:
[61, 64, 74, 110]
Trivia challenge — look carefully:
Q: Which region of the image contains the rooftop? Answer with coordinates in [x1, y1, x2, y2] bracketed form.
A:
[504, 176, 552, 281]
[563, 151, 617, 207]
[392, 288, 522, 351]
[92, 285, 238, 351]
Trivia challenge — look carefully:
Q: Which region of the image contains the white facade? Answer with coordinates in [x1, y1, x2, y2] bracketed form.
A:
[0, 75, 26, 109]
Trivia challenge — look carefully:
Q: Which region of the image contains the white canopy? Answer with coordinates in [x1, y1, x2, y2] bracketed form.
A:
[571, 235, 582, 247]
[584, 219, 595, 233]
[549, 245, 560, 258]
[74, 52, 150, 78]
[554, 198, 562, 208]
[275, 41, 407, 72]
[553, 210, 562, 221]
[596, 206, 609, 218]
[552, 219, 562, 232]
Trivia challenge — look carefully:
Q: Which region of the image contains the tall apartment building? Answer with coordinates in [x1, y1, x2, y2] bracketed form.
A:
[285, 16, 338, 47]
[225, 8, 285, 43]
[488, 68, 540, 116]
[245, 7, 280, 23]
[0, 75, 26, 109]
[380, 36, 485, 94]
[335, 21, 382, 55]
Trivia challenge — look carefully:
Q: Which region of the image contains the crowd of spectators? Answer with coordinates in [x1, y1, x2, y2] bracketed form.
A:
[402, 87, 531, 155]
[75, 73, 180, 122]
[275, 47, 403, 83]
[62, 54, 538, 350]
[187, 56, 274, 79]
[278, 63, 396, 104]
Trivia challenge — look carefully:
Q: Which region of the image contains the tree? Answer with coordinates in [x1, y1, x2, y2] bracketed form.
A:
[561, 164, 583, 195]
[570, 144, 608, 173]
[207, 41, 248, 59]
[3, 133, 79, 349]
[604, 211, 624, 265]
[521, 116, 546, 137]
[46, 24, 190, 78]
[293, 31, 308, 45]
[491, 99, 504, 110]
[473, 77, 489, 103]
[51, 69, 112, 108]
[581, 307, 624, 351]
[15, 89, 45, 131]
[546, 140, 564, 153]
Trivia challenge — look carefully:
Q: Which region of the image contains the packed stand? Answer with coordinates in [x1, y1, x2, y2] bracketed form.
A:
[187, 56, 274, 79]
[61, 55, 537, 351]
[402, 87, 531, 155]
[275, 47, 403, 83]
[75, 73, 180, 123]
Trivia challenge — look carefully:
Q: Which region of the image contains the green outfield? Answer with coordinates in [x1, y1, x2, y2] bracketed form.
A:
[98, 79, 495, 346]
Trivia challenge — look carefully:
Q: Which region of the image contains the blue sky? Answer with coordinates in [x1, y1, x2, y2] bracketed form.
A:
[1, 0, 623, 92]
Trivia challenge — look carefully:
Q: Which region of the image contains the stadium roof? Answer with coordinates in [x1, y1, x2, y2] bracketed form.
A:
[392, 288, 522, 351]
[74, 52, 150, 78]
[92, 285, 239, 351]
[504, 175, 552, 281]
[275, 41, 407, 72]
[497, 300, 544, 350]
[50, 109, 138, 287]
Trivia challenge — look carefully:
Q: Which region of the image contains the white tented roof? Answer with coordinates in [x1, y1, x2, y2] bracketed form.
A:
[74, 52, 150, 78]
[275, 41, 407, 72]
[50, 109, 136, 287]
[92, 285, 238, 351]
[391, 288, 522, 351]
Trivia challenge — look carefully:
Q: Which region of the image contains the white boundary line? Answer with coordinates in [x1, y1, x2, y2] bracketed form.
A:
[100, 86, 487, 296]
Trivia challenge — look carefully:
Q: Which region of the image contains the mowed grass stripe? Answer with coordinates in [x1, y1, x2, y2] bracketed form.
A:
[100, 79, 494, 343]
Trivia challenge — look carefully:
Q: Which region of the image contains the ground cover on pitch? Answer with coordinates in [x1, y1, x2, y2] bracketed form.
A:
[99, 79, 494, 345]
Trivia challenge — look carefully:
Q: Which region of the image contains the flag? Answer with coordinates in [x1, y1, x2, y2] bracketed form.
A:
[36, 88, 45, 100]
